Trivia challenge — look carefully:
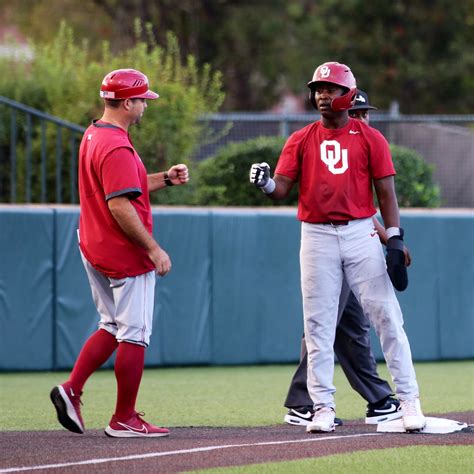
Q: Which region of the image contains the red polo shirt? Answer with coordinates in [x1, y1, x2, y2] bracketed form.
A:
[78, 120, 155, 278]
[275, 118, 395, 223]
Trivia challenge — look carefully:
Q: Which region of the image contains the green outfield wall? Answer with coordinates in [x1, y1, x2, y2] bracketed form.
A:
[0, 206, 472, 370]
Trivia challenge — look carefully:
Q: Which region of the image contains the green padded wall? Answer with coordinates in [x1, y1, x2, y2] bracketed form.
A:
[54, 208, 101, 369]
[0, 207, 54, 370]
[147, 209, 212, 366]
[368, 211, 474, 361]
[0, 207, 472, 370]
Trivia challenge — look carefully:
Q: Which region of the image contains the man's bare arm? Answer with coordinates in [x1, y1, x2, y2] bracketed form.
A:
[107, 196, 171, 276]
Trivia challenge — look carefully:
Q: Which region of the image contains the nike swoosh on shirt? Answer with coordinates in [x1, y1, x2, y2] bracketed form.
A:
[372, 403, 398, 414]
[349, 130, 360, 135]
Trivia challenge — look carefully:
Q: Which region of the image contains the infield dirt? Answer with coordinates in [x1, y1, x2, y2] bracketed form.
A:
[0, 412, 472, 473]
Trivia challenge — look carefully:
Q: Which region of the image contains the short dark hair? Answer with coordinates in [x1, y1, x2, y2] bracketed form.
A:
[104, 99, 123, 108]
[104, 98, 144, 108]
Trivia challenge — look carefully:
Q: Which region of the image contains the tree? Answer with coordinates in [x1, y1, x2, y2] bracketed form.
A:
[3, 0, 473, 113]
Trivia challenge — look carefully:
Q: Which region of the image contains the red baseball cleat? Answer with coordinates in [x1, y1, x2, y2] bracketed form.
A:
[105, 412, 170, 438]
[50, 384, 85, 434]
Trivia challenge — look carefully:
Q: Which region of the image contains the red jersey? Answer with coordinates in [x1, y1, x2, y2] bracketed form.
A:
[275, 118, 395, 223]
[78, 120, 155, 278]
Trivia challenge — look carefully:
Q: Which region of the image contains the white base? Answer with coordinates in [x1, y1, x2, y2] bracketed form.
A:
[376, 416, 468, 434]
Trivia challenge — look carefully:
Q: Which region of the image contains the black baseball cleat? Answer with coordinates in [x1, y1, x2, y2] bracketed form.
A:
[284, 406, 343, 427]
[365, 396, 402, 424]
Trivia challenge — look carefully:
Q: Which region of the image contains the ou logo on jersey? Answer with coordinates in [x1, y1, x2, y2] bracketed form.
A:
[320, 140, 348, 175]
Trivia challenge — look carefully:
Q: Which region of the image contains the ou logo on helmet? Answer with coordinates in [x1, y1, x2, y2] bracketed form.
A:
[320, 66, 331, 78]
[320, 140, 348, 175]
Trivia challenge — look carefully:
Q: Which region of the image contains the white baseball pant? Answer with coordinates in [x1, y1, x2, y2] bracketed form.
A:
[80, 250, 156, 347]
[300, 217, 419, 410]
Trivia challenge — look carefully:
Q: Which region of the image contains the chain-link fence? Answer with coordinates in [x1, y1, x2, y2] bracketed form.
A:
[197, 113, 474, 208]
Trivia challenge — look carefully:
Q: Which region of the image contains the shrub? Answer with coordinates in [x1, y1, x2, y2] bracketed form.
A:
[195, 136, 441, 208]
[390, 144, 441, 207]
[194, 136, 297, 206]
[0, 21, 224, 204]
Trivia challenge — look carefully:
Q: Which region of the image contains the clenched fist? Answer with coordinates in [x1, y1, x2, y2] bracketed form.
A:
[167, 164, 189, 185]
[249, 162, 271, 188]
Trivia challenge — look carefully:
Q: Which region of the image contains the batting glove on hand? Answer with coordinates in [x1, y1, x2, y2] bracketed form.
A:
[249, 162, 271, 188]
[386, 233, 408, 291]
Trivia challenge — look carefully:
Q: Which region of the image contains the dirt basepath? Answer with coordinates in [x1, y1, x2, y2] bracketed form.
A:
[0, 412, 472, 473]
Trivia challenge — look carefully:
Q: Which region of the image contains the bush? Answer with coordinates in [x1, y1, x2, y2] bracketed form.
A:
[195, 136, 441, 208]
[0, 21, 224, 204]
[390, 144, 441, 207]
[194, 136, 297, 206]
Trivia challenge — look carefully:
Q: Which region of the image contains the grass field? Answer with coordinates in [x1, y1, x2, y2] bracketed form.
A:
[0, 360, 472, 430]
[1, 361, 472, 473]
[190, 446, 474, 473]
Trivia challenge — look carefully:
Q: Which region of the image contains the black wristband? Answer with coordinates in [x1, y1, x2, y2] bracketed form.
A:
[164, 172, 174, 187]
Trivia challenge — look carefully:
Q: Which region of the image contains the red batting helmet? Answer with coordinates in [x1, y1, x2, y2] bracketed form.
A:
[100, 69, 159, 100]
[307, 62, 357, 112]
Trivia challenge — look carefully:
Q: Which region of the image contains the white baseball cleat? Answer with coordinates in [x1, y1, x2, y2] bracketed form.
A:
[400, 398, 426, 431]
[306, 406, 336, 433]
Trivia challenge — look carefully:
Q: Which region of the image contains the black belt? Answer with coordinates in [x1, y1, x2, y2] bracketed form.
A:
[316, 220, 350, 226]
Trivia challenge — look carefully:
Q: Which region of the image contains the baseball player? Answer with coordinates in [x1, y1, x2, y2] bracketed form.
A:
[250, 62, 425, 433]
[283, 90, 411, 428]
[50, 68, 189, 438]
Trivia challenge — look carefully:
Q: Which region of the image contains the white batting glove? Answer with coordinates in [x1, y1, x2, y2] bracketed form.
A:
[249, 162, 276, 194]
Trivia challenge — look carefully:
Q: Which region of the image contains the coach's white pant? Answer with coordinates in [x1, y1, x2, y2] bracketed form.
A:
[80, 251, 156, 347]
[300, 218, 419, 410]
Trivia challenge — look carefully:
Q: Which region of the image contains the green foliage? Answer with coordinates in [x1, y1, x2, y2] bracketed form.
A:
[194, 136, 441, 208]
[0, 20, 224, 204]
[7, 1, 473, 113]
[194, 136, 297, 206]
[278, 0, 474, 114]
[390, 144, 441, 207]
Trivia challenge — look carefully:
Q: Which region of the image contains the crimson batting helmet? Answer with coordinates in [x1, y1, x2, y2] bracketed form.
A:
[100, 69, 159, 100]
[307, 62, 357, 112]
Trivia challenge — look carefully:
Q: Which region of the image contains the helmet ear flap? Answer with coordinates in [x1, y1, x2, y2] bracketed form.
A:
[331, 86, 357, 112]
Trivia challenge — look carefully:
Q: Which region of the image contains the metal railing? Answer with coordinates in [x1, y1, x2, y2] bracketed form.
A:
[0, 96, 85, 204]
